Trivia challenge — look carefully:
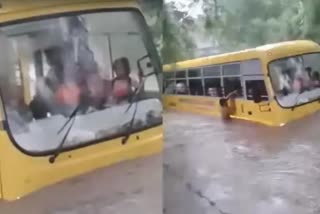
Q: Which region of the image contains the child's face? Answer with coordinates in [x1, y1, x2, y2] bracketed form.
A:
[115, 63, 128, 78]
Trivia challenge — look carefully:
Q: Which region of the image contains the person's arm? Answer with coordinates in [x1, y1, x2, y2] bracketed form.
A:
[225, 90, 238, 100]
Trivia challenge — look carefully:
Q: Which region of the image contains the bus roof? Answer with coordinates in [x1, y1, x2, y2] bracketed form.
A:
[0, 0, 138, 23]
[163, 40, 320, 72]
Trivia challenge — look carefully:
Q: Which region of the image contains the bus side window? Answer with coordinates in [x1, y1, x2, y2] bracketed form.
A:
[223, 77, 243, 97]
[205, 78, 222, 97]
[164, 80, 176, 94]
[222, 64, 242, 97]
[163, 72, 175, 94]
[176, 80, 188, 95]
[245, 80, 268, 101]
[176, 70, 186, 78]
[188, 68, 203, 96]
[189, 79, 204, 96]
[203, 65, 222, 97]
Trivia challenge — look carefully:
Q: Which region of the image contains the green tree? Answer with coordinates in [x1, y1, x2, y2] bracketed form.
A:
[161, 2, 195, 64]
[139, 0, 195, 64]
[201, 0, 314, 52]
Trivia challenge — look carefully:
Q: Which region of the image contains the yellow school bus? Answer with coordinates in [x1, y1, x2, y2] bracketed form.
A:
[0, 0, 162, 201]
[163, 40, 320, 126]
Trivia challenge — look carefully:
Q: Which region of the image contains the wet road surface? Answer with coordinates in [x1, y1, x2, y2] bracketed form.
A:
[0, 155, 162, 214]
[163, 111, 320, 214]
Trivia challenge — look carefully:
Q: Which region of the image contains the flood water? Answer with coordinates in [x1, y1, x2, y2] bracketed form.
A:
[0, 155, 162, 214]
[163, 111, 320, 214]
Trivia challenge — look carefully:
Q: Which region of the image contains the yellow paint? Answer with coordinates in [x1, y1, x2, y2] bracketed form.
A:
[163, 40, 320, 72]
[0, 126, 162, 201]
[163, 40, 320, 126]
[0, 0, 163, 201]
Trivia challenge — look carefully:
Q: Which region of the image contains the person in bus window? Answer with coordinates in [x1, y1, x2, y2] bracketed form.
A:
[176, 82, 188, 95]
[111, 57, 140, 104]
[292, 75, 304, 94]
[29, 47, 65, 119]
[247, 87, 253, 100]
[208, 87, 218, 97]
[279, 69, 292, 96]
[302, 67, 313, 91]
[312, 71, 320, 88]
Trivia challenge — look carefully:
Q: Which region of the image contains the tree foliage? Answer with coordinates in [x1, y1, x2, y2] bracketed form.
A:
[202, 0, 311, 52]
[163, 0, 320, 59]
[161, 2, 196, 64]
[139, 0, 196, 64]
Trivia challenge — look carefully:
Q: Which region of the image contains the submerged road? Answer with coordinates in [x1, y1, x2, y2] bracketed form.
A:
[163, 111, 320, 214]
[0, 155, 162, 214]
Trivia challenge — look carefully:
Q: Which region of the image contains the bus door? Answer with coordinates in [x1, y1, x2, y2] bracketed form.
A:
[243, 75, 271, 117]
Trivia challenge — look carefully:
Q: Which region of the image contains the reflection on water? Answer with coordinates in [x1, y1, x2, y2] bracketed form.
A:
[164, 111, 320, 214]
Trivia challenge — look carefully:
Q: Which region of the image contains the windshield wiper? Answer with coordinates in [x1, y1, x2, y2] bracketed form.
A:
[121, 59, 157, 145]
[49, 104, 81, 163]
[121, 77, 145, 145]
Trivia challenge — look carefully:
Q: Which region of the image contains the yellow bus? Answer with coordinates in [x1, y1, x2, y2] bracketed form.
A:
[163, 40, 320, 126]
[0, 0, 163, 201]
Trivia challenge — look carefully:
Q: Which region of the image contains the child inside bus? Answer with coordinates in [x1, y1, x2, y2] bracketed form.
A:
[312, 71, 320, 88]
[176, 82, 188, 95]
[207, 87, 219, 97]
[111, 57, 140, 104]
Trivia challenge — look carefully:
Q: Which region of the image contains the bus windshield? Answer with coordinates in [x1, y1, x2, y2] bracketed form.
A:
[269, 53, 320, 107]
[0, 10, 162, 154]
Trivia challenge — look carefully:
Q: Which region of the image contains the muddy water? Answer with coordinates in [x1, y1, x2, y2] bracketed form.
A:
[164, 112, 320, 214]
[0, 155, 162, 214]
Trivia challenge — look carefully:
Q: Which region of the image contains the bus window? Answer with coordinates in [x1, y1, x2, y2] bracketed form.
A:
[203, 66, 220, 77]
[223, 77, 243, 97]
[223, 64, 240, 76]
[164, 72, 174, 79]
[163, 72, 175, 94]
[188, 68, 201, 78]
[0, 11, 162, 154]
[164, 80, 176, 94]
[240, 59, 262, 75]
[175, 70, 186, 78]
[204, 78, 222, 97]
[245, 80, 268, 101]
[269, 53, 320, 107]
[303, 54, 320, 88]
[176, 81, 188, 95]
[189, 79, 204, 96]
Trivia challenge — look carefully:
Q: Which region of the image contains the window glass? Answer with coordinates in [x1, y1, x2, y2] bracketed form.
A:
[240, 60, 262, 75]
[188, 68, 202, 78]
[0, 11, 162, 153]
[245, 80, 268, 101]
[164, 80, 176, 94]
[223, 64, 240, 76]
[175, 80, 188, 95]
[164, 72, 174, 79]
[175, 70, 186, 79]
[189, 79, 204, 96]
[205, 78, 222, 97]
[203, 66, 220, 77]
[269, 54, 320, 107]
[223, 77, 243, 97]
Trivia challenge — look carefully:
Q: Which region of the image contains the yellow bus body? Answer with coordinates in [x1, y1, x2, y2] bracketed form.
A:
[163, 40, 320, 126]
[0, 0, 163, 201]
